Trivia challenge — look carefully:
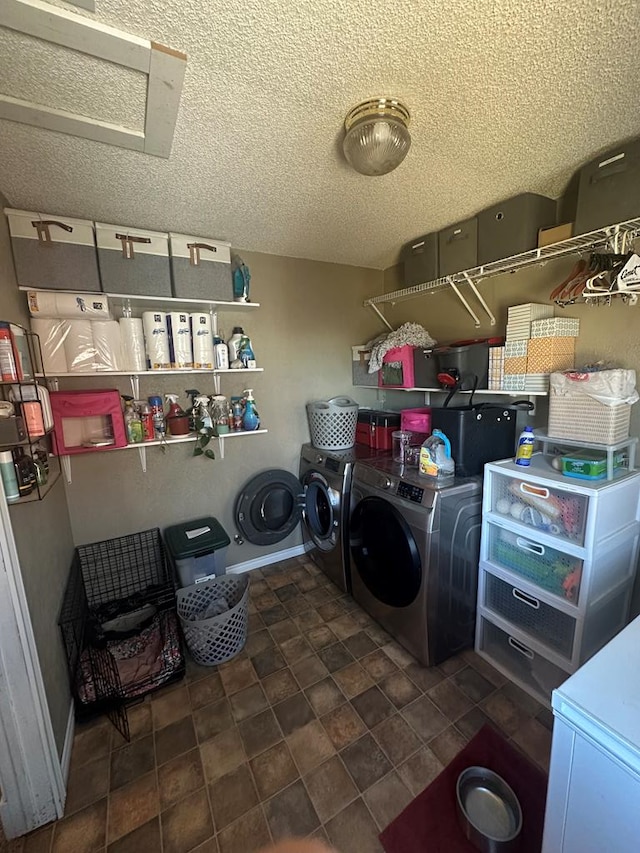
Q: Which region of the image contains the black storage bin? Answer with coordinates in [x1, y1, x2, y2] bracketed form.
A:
[477, 193, 557, 264]
[59, 528, 185, 741]
[430, 405, 518, 477]
[413, 347, 439, 387]
[574, 138, 640, 234]
[434, 341, 489, 390]
[401, 232, 438, 286]
[438, 217, 478, 276]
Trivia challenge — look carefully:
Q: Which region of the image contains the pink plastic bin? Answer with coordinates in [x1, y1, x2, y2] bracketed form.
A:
[400, 407, 432, 444]
[378, 345, 416, 389]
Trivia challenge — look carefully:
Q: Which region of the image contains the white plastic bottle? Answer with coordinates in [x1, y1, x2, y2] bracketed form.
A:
[515, 425, 535, 466]
[227, 326, 244, 362]
[213, 334, 229, 370]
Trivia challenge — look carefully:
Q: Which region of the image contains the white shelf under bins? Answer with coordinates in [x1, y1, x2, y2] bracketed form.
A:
[38, 368, 264, 378]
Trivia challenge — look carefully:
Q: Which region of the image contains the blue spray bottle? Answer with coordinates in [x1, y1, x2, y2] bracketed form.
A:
[242, 389, 260, 431]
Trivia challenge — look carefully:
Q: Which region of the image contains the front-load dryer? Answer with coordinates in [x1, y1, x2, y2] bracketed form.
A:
[349, 457, 482, 666]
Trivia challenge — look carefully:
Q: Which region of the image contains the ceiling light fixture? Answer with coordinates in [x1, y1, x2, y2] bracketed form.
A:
[342, 97, 411, 176]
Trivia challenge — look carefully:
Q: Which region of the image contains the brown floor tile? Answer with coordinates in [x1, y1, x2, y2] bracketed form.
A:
[317, 600, 345, 621]
[249, 578, 270, 596]
[427, 679, 473, 721]
[307, 625, 337, 650]
[189, 673, 225, 710]
[273, 692, 315, 736]
[238, 705, 282, 758]
[262, 668, 299, 704]
[247, 613, 265, 633]
[246, 629, 273, 659]
[107, 772, 159, 844]
[320, 702, 367, 751]
[537, 706, 555, 731]
[65, 754, 109, 815]
[158, 748, 205, 810]
[107, 817, 160, 853]
[462, 650, 507, 687]
[364, 770, 413, 830]
[251, 646, 286, 678]
[334, 662, 374, 699]
[352, 608, 374, 628]
[52, 798, 107, 853]
[297, 576, 320, 594]
[191, 838, 218, 853]
[456, 706, 493, 741]
[209, 764, 258, 830]
[305, 676, 345, 716]
[200, 727, 245, 783]
[382, 641, 417, 669]
[397, 747, 444, 797]
[325, 797, 383, 853]
[261, 604, 289, 626]
[343, 631, 378, 659]
[291, 654, 329, 688]
[372, 714, 421, 766]
[187, 652, 220, 683]
[481, 690, 532, 737]
[151, 685, 191, 730]
[219, 658, 257, 696]
[216, 805, 271, 853]
[402, 695, 449, 742]
[512, 717, 552, 772]
[70, 718, 112, 768]
[429, 725, 468, 765]
[305, 755, 358, 822]
[193, 697, 234, 743]
[269, 617, 301, 644]
[23, 825, 53, 853]
[329, 614, 360, 640]
[250, 740, 299, 799]
[405, 662, 444, 692]
[155, 715, 197, 766]
[267, 571, 295, 591]
[318, 642, 354, 673]
[366, 624, 392, 646]
[306, 587, 333, 607]
[229, 683, 268, 721]
[253, 590, 279, 610]
[286, 719, 335, 775]
[379, 670, 422, 709]
[438, 652, 467, 676]
[110, 734, 155, 791]
[452, 665, 496, 703]
[295, 608, 323, 630]
[351, 685, 395, 729]
[264, 779, 320, 841]
[341, 733, 392, 792]
[280, 634, 314, 665]
[284, 594, 310, 616]
[111, 703, 152, 750]
[500, 681, 546, 716]
[161, 788, 214, 853]
[275, 582, 298, 601]
[361, 650, 397, 682]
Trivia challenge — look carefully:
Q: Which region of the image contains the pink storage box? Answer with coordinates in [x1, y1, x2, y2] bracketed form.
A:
[378, 345, 416, 389]
[400, 407, 432, 444]
[50, 389, 127, 455]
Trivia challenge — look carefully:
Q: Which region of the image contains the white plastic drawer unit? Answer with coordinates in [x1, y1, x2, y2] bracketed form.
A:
[482, 570, 577, 661]
[477, 613, 570, 702]
[483, 522, 584, 605]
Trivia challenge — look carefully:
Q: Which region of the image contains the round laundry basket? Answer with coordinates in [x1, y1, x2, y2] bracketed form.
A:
[306, 396, 359, 451]
[176, 574, 249, 666]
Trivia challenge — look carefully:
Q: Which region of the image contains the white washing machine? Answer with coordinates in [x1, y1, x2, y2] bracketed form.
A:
[349, 457, 482, 666]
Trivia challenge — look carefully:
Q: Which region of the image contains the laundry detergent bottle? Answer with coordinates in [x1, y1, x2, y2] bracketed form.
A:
[242, 389, 260, 431]
[419, 429, 455, 483]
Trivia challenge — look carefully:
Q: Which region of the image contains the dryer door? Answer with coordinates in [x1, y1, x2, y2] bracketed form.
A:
[350, 496, 422, 607]
[301, 470, 340, 552]
[235, 469, 304, 545]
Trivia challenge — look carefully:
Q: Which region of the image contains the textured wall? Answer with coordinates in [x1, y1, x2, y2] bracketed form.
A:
[0, 195, 75, 759]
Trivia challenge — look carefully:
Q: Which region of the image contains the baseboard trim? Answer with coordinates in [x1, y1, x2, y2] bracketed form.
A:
[60, 701, 75, 790]
[227, 543, 309, 575]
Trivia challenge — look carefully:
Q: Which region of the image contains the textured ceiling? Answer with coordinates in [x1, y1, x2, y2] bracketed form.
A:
[0, 0, 638, 269]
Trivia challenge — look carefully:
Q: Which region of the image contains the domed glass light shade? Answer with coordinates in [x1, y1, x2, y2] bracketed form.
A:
[342, 97, 411, 176]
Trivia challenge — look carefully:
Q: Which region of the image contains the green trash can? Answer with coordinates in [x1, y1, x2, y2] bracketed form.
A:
[164, 516, 230, 588]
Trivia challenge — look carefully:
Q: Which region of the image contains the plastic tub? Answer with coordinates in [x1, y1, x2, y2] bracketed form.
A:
[164, 516, 231, 588]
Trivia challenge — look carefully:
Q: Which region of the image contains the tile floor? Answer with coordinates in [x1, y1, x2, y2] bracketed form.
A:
[16, 556, 552, 853]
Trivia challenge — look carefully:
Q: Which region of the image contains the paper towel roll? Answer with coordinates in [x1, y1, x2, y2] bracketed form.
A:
[190, 313, 214, 369]
[27, 290, 111, 319]
[119, 318, 146, 372]
[30, 318, 69, 374]
[93, 321, 123, 371]
[64, 320, 96, 372]
[27, 290, 58, 318]
[142, 311, 170, 369]
[167, 311, 193, 368]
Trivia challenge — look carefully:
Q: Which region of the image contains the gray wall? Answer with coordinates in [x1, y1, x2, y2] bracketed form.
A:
[0, 195, 75, 759]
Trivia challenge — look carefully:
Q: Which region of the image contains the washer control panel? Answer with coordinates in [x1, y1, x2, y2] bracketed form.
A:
[397, 481, 425, 503]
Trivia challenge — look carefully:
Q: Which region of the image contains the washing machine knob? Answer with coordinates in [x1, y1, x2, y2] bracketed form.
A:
[381, 477, 392, 490]
[315, 454, 323, 464]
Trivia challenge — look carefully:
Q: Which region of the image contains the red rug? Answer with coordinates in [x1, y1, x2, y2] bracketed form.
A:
[380, 724, 548, 853]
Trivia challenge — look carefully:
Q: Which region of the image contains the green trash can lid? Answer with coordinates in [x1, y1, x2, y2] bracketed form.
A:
[164, 516, 230, 558]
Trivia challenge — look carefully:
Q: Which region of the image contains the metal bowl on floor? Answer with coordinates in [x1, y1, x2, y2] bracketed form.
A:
[456, 766, 523, 853]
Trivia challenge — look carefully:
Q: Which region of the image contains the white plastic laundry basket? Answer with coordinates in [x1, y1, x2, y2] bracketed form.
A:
[306, 396, 359, 451]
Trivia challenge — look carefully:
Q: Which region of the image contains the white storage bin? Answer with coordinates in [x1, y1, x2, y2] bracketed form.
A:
[6, 208, 101, 292]
[169, 233, 233, 301]
[96, 223, 172, 297]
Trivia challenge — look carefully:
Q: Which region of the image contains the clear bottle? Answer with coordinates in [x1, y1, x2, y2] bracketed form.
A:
[123, 397, 143, 444]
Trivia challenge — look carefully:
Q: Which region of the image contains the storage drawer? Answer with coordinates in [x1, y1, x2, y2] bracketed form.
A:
[574, 138, 640, 234]
[401, 232, 438, 286]
[96, 223, 172, 297]
[489, 470, 588, 546]
[477, 193, 556, 265]
[482, 570, 576, 660]
[485, 523, 584, 605]
[477, 613, 570, 703]
[438, 217, 478, 276]
[169, 233, 233, 300]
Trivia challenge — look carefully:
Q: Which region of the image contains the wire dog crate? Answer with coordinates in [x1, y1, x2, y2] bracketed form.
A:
[59, 528, 185, 741]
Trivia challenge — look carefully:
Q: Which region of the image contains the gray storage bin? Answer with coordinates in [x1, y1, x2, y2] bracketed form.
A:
[477, 193, 556, 264]
[6, 209, 101, 292]
[401, 231, 438, 286]
[169, 233, 234, 300]
[438, 217, 478, 276]
[96, 223, 172, 297]
[575, 138, 640, 234]
[413, 347, 439, 387]
[352, 346, 377, 386]
[177, 574, 249, 666]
